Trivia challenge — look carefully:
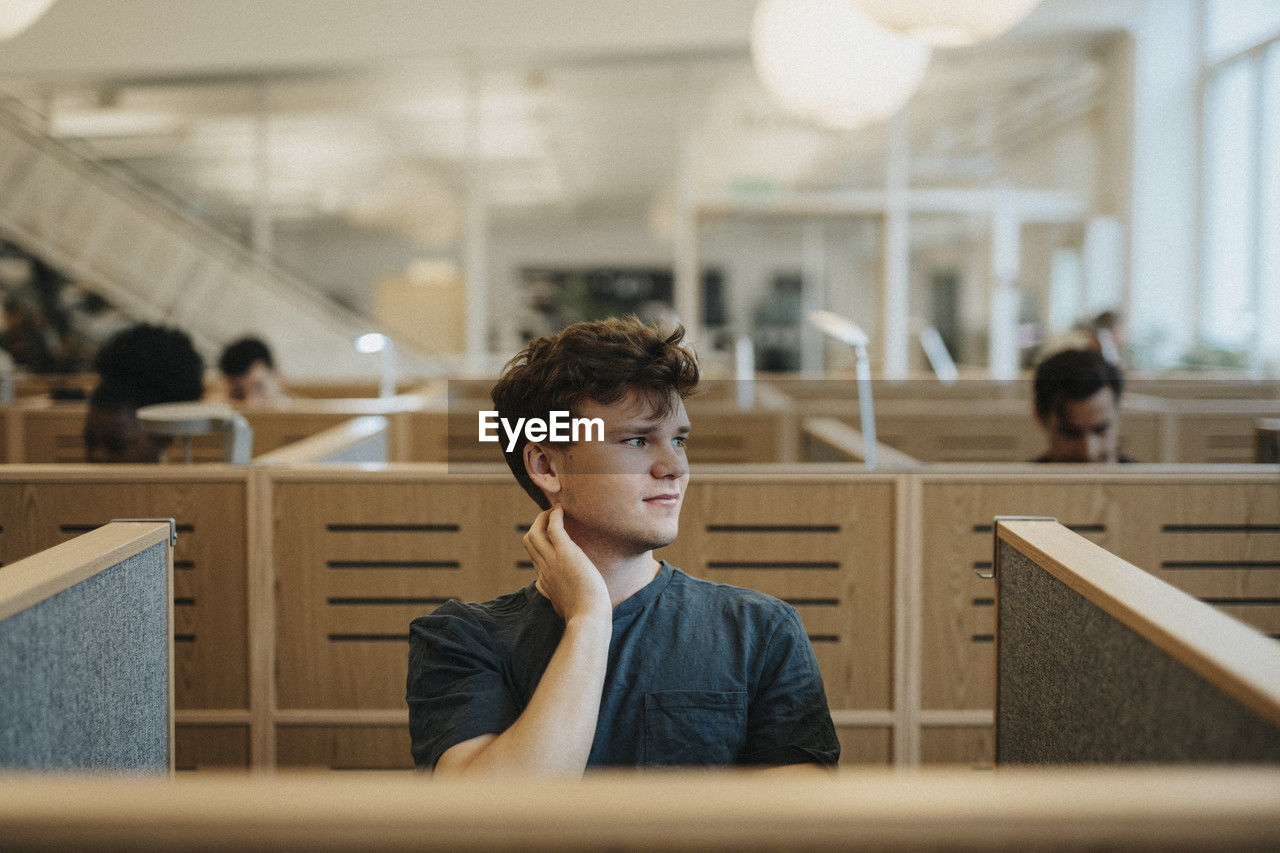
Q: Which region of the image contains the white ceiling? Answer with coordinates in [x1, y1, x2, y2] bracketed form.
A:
[0, 0, 1139, 245]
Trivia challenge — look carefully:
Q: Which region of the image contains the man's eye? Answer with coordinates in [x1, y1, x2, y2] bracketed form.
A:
[674, 436, 688, 447]
[624, 437, 645, 447]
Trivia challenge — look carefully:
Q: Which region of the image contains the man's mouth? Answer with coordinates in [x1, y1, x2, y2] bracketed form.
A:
[644, 493, 681, 505]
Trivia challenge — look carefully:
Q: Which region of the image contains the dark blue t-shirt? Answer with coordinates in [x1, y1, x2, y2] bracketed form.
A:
[407, 561, 840, 769]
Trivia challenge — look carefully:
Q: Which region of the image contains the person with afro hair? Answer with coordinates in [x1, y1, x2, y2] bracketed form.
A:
[84, 323, 205, 463]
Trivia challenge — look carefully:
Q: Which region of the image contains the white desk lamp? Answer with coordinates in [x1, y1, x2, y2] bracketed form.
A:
[806, 310, 877, 470]
[356, 333, 395, 399]
[917, 324, 959, 383]
[734, 334, 755, 411]
[136, 402, 253, 465]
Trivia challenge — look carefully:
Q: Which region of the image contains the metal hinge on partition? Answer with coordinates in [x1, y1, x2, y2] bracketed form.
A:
[112, 518, 178, 547]
[983, 516, 1057, 579]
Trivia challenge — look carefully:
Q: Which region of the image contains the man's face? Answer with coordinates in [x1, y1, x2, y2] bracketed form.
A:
[227, 360, 281, 403]
[1038, 387, 1120, 463]
[539, 390, 690, 558]
[85, 405, 166, 463]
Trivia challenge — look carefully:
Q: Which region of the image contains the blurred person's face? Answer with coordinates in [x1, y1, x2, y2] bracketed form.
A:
[227, 360, 281, 403]
[84, 405, 166, 463]
[1038, 387, 1120, 463]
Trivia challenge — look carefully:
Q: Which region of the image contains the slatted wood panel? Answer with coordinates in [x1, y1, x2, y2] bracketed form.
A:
[17, 405, 228, 463]
[272, 473, 530, 709]
[657, 478, 896, 710]
[1129, 378, 1280, 399]
[871, 400, 1159, 464]
[276, 726, 414, 770]
[1175, 406, 1280, 463]
[918, 473, 1280, 763]
[11, 373, 98, 400]
[680, 404, 796, 463]
[8, 403, 390, 462]
[0, 470, 250, 714]
[271, 470, 895, 767]
[764, 378, 1027, 403]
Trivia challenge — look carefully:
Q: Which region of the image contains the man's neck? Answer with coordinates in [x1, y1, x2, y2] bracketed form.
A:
[579, 544, 662, 609]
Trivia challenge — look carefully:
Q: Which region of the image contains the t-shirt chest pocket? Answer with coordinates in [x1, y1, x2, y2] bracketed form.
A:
[642, 689, 747, 766]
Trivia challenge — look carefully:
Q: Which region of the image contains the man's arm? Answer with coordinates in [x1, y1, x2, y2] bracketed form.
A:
[435, 505, 611, 776]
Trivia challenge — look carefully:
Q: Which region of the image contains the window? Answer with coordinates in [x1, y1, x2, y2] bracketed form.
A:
[1200, 1, 1280, 369]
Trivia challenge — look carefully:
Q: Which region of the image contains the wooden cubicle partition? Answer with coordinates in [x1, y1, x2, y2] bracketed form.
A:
[267, 466, 897, 769]
[1166, 399, 1280, 463]
[2, 398, 420, 463]
[2, 456, 1276, 771]
[0, 520, 175, 771]
[777, 397, 1164, 464]
[0, 466, 256, 770]
[916, 468, 1280, 766]
[994, 518, 1280, 762]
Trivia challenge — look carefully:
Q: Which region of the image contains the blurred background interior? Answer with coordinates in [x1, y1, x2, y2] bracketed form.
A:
[0, 0, 1274, 380]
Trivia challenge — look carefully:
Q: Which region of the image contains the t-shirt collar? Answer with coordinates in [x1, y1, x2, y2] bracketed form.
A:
[523, 559, 675, 620]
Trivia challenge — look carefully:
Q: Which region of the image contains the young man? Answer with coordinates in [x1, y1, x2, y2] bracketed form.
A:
[1032, 348, 1132, 463]
[407, 317, 839, 774]
[217, 336, 283, 403]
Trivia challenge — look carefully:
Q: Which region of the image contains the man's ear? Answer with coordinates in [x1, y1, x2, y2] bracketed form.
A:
[524, 442, 562, 499]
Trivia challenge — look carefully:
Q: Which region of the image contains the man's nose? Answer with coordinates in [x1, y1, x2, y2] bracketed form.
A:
[651, 442, 688, 479]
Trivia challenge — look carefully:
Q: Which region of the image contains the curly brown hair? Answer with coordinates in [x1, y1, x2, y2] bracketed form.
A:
[490, 317, 699, 508]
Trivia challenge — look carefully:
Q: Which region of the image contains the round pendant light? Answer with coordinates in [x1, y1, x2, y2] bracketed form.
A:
[751, 0, 932, 130]
[853, 0, 1042, 47]
[0, 0, 56, 40]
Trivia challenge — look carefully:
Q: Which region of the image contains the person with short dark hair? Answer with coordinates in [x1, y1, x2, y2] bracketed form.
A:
[217, 336, 282, 403]
[84, 323, 204, 463]
[407, 317, 840, 774]
[1032, 348, 1131, 463]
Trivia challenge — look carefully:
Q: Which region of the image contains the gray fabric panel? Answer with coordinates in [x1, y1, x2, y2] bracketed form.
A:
[0, 541, 169, 771]
[997, 539, 1280, 764]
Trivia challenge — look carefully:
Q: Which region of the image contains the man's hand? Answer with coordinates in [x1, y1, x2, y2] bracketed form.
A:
[436, 504, 611, 776]
[524, 505, 611, 620]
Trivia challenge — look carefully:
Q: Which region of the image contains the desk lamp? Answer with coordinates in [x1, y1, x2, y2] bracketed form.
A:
[806, 310, 877, 469]
[136, 402, 253, 464]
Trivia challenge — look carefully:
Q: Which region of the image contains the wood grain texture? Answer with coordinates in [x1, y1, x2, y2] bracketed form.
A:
[1, 768, 1279, 850]
[657, 478, 895, 710]
[0, 469, 250, 711]
[275, 725, 414, 770]
[174, 725, 250, 771]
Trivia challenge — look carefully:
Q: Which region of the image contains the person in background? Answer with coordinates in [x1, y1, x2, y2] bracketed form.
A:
[217, 336, 283, 403]
[1032, 348, 1133, 463]
[84, 323, 204, 463]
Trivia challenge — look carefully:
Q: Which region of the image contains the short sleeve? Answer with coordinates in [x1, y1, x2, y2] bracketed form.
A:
[740, 606, 841, 767]
[406, 601, 520, 769]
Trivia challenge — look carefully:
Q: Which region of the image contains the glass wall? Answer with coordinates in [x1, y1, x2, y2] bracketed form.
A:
[1200, 0, 1280, 370]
